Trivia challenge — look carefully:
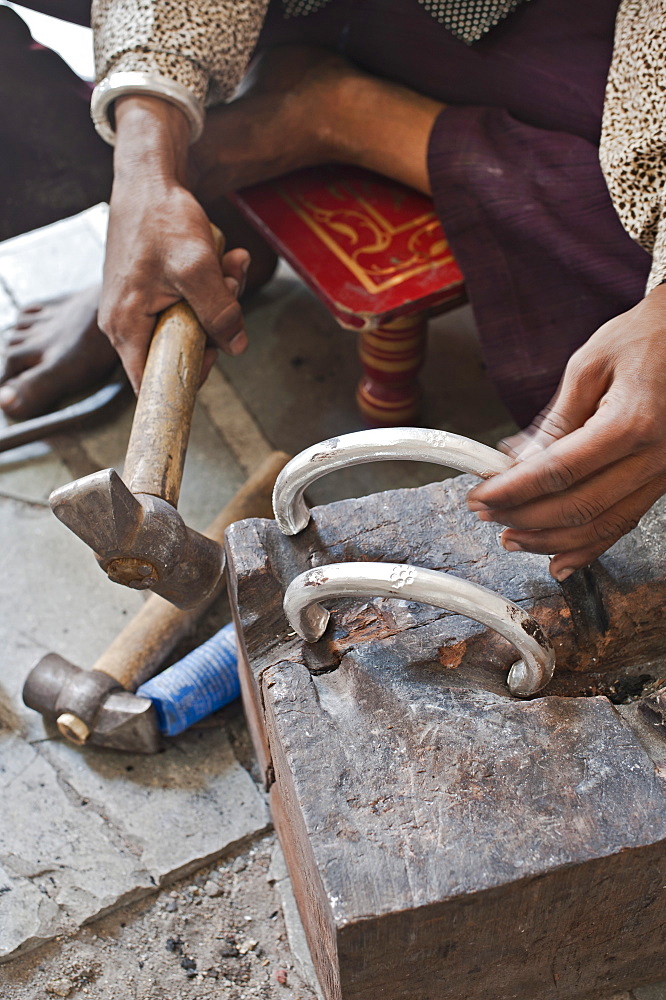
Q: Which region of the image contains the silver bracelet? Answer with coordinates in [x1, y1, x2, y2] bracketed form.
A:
[283, 562, 556, 697]
[91, 71, 205, 146]
[272, 427, 513, 535]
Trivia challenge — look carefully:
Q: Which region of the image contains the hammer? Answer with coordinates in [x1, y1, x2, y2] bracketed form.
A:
[49, 227, 230, 609]
[23, 452, 290, 752]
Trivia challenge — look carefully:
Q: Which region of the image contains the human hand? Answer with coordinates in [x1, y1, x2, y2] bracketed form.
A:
[98, 95, 250, 392]
[466, 284, 666, 581]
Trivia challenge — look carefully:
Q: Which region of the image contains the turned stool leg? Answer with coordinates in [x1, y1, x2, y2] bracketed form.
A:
[356, 312, 427, 426]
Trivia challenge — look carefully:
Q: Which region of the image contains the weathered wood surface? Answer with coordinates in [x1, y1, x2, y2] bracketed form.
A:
[225, 475, 666, 1000]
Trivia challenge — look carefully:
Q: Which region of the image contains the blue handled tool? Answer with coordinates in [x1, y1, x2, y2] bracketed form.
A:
[137, 622, 240, 737]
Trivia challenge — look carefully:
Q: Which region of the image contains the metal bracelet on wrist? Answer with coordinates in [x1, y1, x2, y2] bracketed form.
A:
[284, 562, 555, 698]
[271, 427, 513, 535]
[91, 71, 205, 146]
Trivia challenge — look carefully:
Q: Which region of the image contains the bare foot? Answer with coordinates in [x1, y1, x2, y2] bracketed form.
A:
[0, 206, 274, 423]
[0, 285, 117, 420]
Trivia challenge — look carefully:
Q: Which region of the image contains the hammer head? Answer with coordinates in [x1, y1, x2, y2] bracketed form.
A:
[49, 469, 224, 609]
[23, 653, 161, 754]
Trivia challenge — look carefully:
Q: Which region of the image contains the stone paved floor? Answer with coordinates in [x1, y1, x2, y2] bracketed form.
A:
[0, 206, 664, 999]
[0, 210, 270, 963]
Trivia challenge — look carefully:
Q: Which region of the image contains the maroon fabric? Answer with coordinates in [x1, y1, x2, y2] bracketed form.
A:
[426, 106, 650, 425]
[0, 5, 111, 241]
[259, 0, 652, 425]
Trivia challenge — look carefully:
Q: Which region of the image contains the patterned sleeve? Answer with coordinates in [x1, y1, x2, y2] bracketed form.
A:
[600, 0, 666, 292]
[91, 0, 271, 108]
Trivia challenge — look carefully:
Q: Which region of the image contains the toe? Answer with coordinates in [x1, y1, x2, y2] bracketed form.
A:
[4, 329, 28, 346]
[0, 384, 19, 414]
[0, 364, 63, 420]
[13, 304, 45, 331]
[0, 288, 112, 420]
[1, 342, 42, 380]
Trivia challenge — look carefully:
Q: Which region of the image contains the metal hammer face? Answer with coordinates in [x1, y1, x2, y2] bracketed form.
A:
[31, 452, 292, 753]
[50, 469, 224, 610]
[23, 653, 160, 754]
[47, 285, 228, 609]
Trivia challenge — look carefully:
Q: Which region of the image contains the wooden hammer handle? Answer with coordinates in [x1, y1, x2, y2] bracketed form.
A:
[93, 450, 291, 690]
[123, 225, 223, 507]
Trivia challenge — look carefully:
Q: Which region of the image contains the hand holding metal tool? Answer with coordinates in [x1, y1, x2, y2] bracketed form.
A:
[284, 562, 555, 697]
[49, 227, 226, 610]
[272, 427, 513, 535]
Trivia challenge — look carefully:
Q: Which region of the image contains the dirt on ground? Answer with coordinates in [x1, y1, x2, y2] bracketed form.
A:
[0, 702, 317, 1000]
[0, 830, 317, 1000]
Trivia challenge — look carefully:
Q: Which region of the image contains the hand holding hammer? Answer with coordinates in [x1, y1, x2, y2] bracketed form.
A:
[49, 226, 234, 609]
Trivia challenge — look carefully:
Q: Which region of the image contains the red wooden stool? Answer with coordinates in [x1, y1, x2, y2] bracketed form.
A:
[233, 165, 466, 426]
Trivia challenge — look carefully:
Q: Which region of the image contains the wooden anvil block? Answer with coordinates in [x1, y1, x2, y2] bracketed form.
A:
[225, 475, 666, 1000]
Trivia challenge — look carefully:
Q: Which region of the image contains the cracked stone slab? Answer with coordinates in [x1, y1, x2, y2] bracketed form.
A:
[0, 449, 62, 502]
[0, 862, 61, 962]
[0, 408, 70, 510]
[0, 734, 152, 962]
[0, 724, 269, 963]
[40, 727, 270, 885]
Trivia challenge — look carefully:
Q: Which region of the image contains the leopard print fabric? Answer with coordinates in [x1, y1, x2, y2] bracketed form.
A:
[91, 0, 271, 107]
[92, 0, 666, 289]
[600, 0, 666, 290]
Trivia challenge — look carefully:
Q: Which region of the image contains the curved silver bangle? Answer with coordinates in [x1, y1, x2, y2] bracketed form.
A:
[272, 428, 512, 535]
[91, 71, 204, 146]
[284, 562, 555, 697]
